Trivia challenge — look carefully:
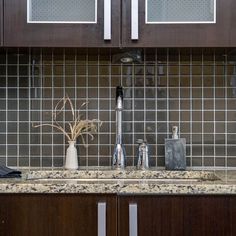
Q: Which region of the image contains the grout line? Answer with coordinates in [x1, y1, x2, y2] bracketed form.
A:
[17, 49, 19, 168]
[2, 62, 228, 66]
[2, 85, 236, 89]
[62, 49, 66, 169]
[1, 133, 232, 138]
[155, 48, 158, 167]
[28, 49, 31, 168]
[213, 50, 216, 169]
[109, 49, 112, 166]
[3, 120, 236, 124]
[5, 50, 8, 166]
[131, 63, 135, 165]
[86, 50, 89, 166]
[2, 143, 236, 147]
[201, 50, 204, 169]
[1, 74, 232, 78]
[144, 49, 146, 142]
[167, 49, 170, 138]
[40, 49, 43, 169]
[224, 52, 228, 168]
[74, 49, 78, 167]
[178, 49, 181, 136]
[6, 166, 236, 171]
[190, 50, 193, 167]
[0, 108, 234, 112]
[51, 50, 54, 168]
[97, 50, 100, 166]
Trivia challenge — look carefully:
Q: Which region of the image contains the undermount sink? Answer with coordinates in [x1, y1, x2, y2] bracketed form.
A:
[26, 178, 206, 184]
[26, 170, 221, 183]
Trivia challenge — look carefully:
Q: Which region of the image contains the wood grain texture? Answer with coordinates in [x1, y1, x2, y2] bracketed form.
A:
[0, 194, 117, 236]
[118, 195, 236, 236]
[183, 196, 231, 236]
[229, 197, 236, 236]
[4, 0, 120, 47]
[122, 0, 236, 47]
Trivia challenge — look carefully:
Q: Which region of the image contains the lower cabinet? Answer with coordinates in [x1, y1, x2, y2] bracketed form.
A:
[0, 194, 117, 236]
[118, 195, 236, 236]
[0, 194, 236, 236]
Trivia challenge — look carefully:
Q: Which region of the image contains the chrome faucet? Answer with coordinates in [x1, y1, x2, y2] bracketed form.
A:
[136, 139, 149, 170]
[112, 86, 126, 169]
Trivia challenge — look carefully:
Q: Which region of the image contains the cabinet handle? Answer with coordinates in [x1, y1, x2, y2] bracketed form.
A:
[129, 203, 138, 236]
[131, 0, 139, 40]
[104, 0, 111, 40]
[98, 202, 106, 236]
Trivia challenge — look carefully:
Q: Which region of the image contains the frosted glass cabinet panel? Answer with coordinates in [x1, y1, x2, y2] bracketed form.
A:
[28, 0, 97, 23]
[146, 0, 216, 23]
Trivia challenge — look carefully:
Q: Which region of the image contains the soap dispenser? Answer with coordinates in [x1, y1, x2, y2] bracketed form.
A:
[165, 126, 186, 170]
[136, 139, 149, 170]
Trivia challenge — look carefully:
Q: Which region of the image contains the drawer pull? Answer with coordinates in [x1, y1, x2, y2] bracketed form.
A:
[104, 0, 111, 40]
[131, 0, 139, 40]
[129, 203, 138, 236]
[98, 202, 106, 236]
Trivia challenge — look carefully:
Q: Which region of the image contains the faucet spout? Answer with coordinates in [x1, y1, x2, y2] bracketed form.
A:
[112, 86, 126, 169]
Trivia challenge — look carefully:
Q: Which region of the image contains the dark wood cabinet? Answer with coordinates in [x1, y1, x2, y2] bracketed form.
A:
[0, 194, 117, 236]
[118, 195, 236, 236]
[4, 0, 120, 47]
[122, 0, 236, 47]
[3, 0, 236, 47]
[0, 193, 235, 236]
[0, 0, 2, 46]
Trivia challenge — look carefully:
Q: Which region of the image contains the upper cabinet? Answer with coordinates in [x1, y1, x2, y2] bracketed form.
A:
[4, 0, 120, 47]
[0, 0, 3, 46]
[122, 0, 236, 47]
[3, 0, 236, 47]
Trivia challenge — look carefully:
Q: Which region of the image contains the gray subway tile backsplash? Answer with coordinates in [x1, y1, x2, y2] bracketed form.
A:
[0, 48, 236, 169]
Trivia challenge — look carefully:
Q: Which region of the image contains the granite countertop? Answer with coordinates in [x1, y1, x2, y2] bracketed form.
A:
[0, 169, 236, 195]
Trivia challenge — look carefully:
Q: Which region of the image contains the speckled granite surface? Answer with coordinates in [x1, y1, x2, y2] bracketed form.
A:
[0, 169, 235, 195]
[26, 169, 220, 181]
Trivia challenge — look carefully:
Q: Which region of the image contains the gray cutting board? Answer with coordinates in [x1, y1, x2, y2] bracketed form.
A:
[165, 138, 186, 170]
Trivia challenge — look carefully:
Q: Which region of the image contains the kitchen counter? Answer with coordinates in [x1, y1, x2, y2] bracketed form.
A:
[0, 169, 236, 195]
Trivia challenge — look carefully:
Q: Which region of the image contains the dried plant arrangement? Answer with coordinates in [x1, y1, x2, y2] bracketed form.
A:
[33, 96, 102, 145]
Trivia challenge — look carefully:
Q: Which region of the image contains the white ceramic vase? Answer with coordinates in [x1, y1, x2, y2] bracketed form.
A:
[65, 141, 78, 170]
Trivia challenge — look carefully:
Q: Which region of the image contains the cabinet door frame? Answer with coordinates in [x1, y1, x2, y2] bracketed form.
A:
[4, 0, 120, 47]
[122, 0, 236, 47]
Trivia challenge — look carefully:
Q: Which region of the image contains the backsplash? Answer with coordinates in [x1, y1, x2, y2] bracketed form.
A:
[0, 48, 236, 169]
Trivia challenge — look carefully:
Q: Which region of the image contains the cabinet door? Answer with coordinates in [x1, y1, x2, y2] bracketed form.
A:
[0, 194, 117, 236]
[118, 195, 184, 236]
[118, 195, 236, 236]
[4, 0, 120, 47]
[122, 0, 236, 47]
